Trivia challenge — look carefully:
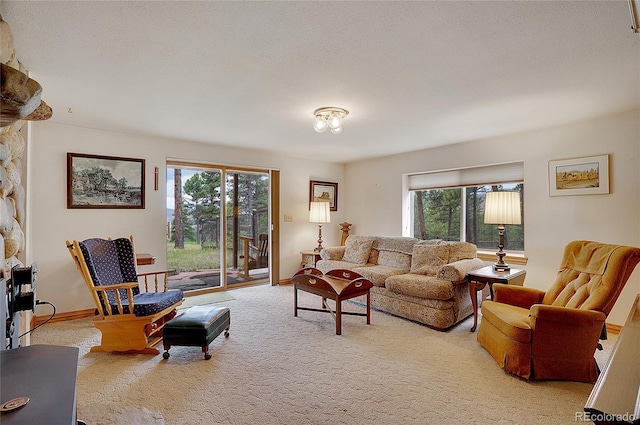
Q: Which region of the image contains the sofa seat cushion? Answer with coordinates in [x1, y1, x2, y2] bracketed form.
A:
[385, 274, 456, 300]
[352, 265, 409, 287]
[480, 300, 532, 344]
[370, 286, 455, 309]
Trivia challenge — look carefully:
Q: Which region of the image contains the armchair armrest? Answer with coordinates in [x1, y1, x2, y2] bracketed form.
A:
[437, 258, 485, 283]
[94, 282, 139, 291]
[529, 305, 606, 357]
[138, 270, 174, 292]
[493, 284, 545, 309]
[530, 304, 606, 327]
[94, 282, 139, 316]
[320, 246, 346, 261]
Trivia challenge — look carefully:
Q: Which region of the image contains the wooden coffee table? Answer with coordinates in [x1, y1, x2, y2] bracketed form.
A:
[291, 268, 373, 335]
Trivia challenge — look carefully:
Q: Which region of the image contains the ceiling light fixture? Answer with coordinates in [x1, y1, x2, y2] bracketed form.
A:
[313, 107, 349, 135]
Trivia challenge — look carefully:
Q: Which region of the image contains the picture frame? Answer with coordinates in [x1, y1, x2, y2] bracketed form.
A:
[548, 154, 609, 197]
[309, 180, 338, 211]
[67, 152, 145, 208]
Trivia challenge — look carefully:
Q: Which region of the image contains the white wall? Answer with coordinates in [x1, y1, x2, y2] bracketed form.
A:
[29, 122, 346, 315]
[27, 111, 640, 326]
[343, 110, 640, 326]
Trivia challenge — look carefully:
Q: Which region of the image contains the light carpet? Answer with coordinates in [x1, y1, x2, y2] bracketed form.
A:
[31, 284, 614, 425]
[179, 291, 236, 309]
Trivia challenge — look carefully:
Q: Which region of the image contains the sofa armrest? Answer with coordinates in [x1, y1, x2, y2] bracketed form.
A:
[493, 284, 545, 309]
[320, 246, 346, 261]
[437, 258, 485, 283]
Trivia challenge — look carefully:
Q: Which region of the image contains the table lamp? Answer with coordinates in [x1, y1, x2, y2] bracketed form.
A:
[484, 191, 521, 271]
[309, 201, 331, 252]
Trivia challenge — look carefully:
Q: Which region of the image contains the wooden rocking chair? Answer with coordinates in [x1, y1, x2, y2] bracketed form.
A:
[239, 234, 268, 279]
[66, 235, 184, 354]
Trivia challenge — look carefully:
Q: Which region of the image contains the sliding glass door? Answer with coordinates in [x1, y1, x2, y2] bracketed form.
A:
[166, 163, 270, 293]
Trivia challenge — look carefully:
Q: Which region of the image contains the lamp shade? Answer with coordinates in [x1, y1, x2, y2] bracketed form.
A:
[309, 201, 331, 223]
[484, 191, 521, 225]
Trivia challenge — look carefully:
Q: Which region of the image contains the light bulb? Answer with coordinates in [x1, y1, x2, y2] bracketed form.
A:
[314, 116, 328, 133]
[328, 113, 342, 129]
[330, 125, 343, 135]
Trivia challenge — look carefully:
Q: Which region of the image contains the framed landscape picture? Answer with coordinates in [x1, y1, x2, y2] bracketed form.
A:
[548, 154, 609, 197]
[67, 153, 145, 208]
[309, 180, 338, 211]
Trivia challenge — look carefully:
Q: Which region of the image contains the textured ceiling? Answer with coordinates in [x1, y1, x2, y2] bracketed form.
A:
[2, 1, 639, 163]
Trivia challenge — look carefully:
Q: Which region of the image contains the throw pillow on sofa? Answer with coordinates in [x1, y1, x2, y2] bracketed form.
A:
[410, 243, 450, 276]
[343, 236, 375, 265]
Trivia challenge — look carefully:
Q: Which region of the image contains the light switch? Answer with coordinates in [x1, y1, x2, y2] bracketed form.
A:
[284, 214, 293, 222]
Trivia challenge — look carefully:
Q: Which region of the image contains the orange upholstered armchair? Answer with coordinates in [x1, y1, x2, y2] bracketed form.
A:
[477, 240, 640, 382]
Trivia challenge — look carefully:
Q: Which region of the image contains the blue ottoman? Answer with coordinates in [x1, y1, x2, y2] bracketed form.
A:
[162, 305, 230, 360]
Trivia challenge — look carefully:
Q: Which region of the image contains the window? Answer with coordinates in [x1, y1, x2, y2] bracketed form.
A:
[405, 162, 524, 254]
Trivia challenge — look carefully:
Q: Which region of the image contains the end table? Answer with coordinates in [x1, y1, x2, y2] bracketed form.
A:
[300, 250, 321, 269]
[467, 266, 526, 332]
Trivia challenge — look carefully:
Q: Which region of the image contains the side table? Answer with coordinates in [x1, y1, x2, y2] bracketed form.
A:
[467, 266, 526, 332]
[300, 250, 321, 269]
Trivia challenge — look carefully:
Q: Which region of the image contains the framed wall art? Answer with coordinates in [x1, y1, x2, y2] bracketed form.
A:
[67, 152, 145, 208]
[309, 180, 338, 211]
[548, 154, 609, 197]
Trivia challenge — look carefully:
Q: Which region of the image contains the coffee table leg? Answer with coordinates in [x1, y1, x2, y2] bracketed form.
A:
[336, 298, 342, 335]
[366, 290, 371, 325]
[294, 285, 298, 317]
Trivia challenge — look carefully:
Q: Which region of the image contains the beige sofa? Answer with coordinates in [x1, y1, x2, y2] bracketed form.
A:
[316, 235, 485, 330]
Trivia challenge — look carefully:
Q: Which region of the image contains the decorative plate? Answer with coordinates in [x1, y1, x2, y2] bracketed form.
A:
[1, 397, 30, 413]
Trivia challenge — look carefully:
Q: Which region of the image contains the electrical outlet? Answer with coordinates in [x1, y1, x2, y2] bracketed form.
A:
[284, 214, 293, 222]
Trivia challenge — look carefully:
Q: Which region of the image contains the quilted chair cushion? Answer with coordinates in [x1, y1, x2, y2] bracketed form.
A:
[113, 290, 184, 316]
[79, 238, 140, 313]
[542, 240, 640, 314]
[80, 237, 182, 317]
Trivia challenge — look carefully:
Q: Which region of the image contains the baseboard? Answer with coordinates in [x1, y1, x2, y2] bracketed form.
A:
[606, 322, 622, 335]
[32, 308, 96, 326]
[279, 278, 292, 285]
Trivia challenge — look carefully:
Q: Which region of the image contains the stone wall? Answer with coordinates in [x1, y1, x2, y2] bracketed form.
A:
[0, 16, 51, 278]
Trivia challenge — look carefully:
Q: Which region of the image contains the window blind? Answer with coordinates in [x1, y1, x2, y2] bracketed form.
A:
[407, 161, 524, 191]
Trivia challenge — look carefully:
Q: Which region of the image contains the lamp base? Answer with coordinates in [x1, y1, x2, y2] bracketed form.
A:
[314, 224, 324, 252]
[493, 262, 511, 272]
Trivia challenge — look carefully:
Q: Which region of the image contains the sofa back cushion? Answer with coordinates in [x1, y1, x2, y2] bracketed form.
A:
[410, 243, 450, 276]
[378, 250, 412, 269]
[372, 236, 418, 254]
[342, 236, 375, 265]
[447, 241, 478, 262]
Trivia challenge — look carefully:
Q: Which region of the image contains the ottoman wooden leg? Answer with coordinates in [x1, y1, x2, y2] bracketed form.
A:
[202, 346, 211, 360]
